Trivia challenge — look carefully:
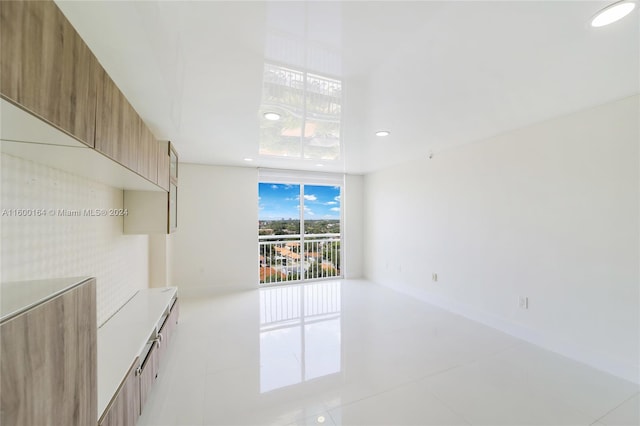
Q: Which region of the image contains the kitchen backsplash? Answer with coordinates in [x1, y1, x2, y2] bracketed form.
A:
[1, 153, 148, 325]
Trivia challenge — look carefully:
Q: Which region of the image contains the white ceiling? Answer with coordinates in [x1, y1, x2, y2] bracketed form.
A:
[56, 1, 639, 175]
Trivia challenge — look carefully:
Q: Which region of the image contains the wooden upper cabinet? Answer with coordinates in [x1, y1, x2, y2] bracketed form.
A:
[138, 123, 158, 184]
[1, 0, 164, 188]
[96, 69, 142, 174]
[122, 99, 139, 172]
[0, 0, 98, 147]
[157, 142, 171, 191]
[95, 68, 121, 162]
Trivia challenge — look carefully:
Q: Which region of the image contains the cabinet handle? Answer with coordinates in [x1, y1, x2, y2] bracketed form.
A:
[158, 332, 163, 343]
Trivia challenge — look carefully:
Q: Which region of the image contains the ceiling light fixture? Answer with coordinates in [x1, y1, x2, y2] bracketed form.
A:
[243, 158, 253, 162]
[263, 112, 281, 121]
[375, 130, 390, 137]
[591, 0, 636, 27]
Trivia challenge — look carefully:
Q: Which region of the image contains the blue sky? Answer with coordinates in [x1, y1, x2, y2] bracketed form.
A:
[259, 183, 341, 220]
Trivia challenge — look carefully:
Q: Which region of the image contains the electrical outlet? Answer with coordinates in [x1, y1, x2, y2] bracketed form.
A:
[518, 296, 529, 309]
[432, 273, 438, 282]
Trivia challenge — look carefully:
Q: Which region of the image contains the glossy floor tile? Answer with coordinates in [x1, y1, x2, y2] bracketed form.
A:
[138, 280, 639, 426]
[598, 394, 640, 426]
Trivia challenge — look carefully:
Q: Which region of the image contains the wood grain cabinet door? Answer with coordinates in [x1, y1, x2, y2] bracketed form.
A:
[157, 142, 171, 191]
[157, 301, 177, 363]
[0, 279, 97, 426]
[139, 341, 160, 414]
[122, 101, 140, 172]
[0, 0, 98, 147]
[96, 69, 142, 172]
[98, 359, 141, 426]
[96, 68, 163, 183]
[95, 68, 124, 163]
[138, 123, 158, 184]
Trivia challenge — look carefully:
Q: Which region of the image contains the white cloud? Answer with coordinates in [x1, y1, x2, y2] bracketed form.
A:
[301, 205, 314, 216]
[296, 205, 314, 216]
[330, 207, 340, 212]
[334, 195, 341, 202]
[271, 184, 278, 190]
[324, 201, 338, 205]
[303, 194, 317, 201]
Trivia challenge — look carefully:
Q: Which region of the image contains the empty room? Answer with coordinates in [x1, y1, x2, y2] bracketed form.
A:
[0, 1, 638, 425]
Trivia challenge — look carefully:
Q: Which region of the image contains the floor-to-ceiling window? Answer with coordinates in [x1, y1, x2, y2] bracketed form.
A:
[258, 179, 342, 285]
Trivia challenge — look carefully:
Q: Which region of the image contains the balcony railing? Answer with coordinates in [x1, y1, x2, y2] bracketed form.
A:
[259, 233, 341, 284]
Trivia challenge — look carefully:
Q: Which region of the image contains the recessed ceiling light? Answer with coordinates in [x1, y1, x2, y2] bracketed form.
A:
[263, 112, 281, 121]
[316, 163, 324, 167]
[591, 0, 636, 27]
[375, 130, 390, 137]
[243, 158, 253, 162]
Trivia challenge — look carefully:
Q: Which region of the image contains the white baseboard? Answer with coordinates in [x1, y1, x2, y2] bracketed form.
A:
[380, 281, 639, 385]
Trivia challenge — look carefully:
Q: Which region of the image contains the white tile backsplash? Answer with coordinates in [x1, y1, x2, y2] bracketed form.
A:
[1, 153, 148, 325]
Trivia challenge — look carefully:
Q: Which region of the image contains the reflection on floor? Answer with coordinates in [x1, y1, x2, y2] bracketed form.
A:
[260, 282, 342, 393]
[138, 280, 639, 426]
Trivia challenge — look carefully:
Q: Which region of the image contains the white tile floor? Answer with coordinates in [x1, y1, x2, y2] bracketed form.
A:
[138, 280, 639, 426]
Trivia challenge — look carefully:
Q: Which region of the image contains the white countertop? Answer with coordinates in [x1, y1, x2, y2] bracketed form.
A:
[0, 277, 92, 323]
[97, 287, 177, 420]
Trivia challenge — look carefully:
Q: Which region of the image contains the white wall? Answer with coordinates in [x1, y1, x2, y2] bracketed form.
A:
[171, 164, 258, 296]
[363, 95, 639, 383]
[173, 165, 364, 294]
[1, 153, 149, 325]
[344, 174, 364, 279]
[149, 234, 171, 288]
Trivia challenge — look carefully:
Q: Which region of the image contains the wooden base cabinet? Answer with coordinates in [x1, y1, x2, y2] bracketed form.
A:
[157, 299, 179, 364]
[0, 278, 97, 426]
[98, 291, 179, 423]
[98, 359, 140, 426]
[138, 343, 160, 413]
